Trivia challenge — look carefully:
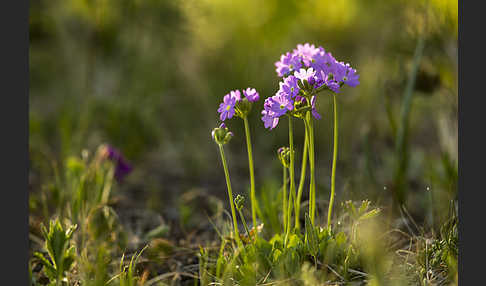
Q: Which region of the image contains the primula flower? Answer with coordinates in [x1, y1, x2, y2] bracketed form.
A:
[217, 88, 260, 120]
[218, 94, 236, 121]
[275, 52, 302, 77]
[243, 87, 260, 102]
[230, 90, 241, 101]
[267, 93, 294, 117]
[343, 64, 360, 87]
[261, 109, 279, 130]
[293, 43, 319, 66]
[294, 68, 316, 83]
[273, 43, 359, 93]
[279, 75, 300, 98]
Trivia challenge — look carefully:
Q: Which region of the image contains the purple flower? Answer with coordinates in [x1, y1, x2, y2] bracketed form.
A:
[217, 94, 236, 121]
[243, 87, 260, 102]
[330, 61, 348, 83]
[230, 90, 241, 101]
[275, 52, 303, 77]
[294, 68, 316, 83]
[293, 43, 319, 66]
[279, 75, 300, 98]
[343, 64, 360, 87]
[261, 109, 279, 130]
[267, 92, 294, 117]
[101, 144, 133, 182]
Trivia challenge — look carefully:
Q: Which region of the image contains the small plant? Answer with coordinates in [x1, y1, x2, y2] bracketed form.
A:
[107, 246, 148, 286]
[206, 43, 367, 284]
[33, 218, 77, 285]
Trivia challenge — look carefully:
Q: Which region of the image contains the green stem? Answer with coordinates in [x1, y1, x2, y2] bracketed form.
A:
[243, 117, 258, 231]
[327, 95, 338, 229]
[306, 112, 317, 225]
[285, 116, 296, 245]
[295, 122, 308, 230]
[282, 166, 288, 233]
[238, 208, 251, 238]
[218, 144, 242, 247]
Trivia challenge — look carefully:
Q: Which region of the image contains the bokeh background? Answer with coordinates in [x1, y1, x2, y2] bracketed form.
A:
[29, 0, 457, 232]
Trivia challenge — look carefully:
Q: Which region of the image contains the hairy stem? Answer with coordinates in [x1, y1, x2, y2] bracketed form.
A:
[218, 144, 242, 247]
[327, 95, 338, 229]
[243, 117, 258, 231]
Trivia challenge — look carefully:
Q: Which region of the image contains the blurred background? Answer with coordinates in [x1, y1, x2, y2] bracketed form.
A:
[29, 0, 457, 232]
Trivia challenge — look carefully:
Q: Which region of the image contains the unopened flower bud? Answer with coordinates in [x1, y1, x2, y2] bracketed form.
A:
[212, 123, 233, 145]
[277, 146, 291, 168]
[235, 194, 245, 211]
[235, 97, 252, 118]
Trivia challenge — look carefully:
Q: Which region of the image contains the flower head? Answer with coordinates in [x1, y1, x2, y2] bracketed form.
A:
[243, 87, 260, 102]
[294, 68, 316, 83]
[273, 43, 359, 94]
[275, 52, 302, 77]
[218, 88, 260, 120]
[217, 94, 236, 121]
[267, 92, 294, 117]
[279, 75, 300, 98]
[261, 109, 279, 130]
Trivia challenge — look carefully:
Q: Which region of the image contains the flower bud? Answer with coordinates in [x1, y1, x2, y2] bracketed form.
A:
[234, 194, 245, 211]
[212, 123, 233, 145]
[277, 146, 291, 168]
[235, 97, 252, 118]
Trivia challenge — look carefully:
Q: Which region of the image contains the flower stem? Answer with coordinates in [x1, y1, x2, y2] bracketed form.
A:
[295, 122, 308, 230]
[285, 116, 296, 245]
[237, 207, 251, 238]
[218, 144, 242, 247]
[327, 95, 338, 229]
[282, 166, 288, 233]
[305, 111, 317, 225]
[243, 116, 258, 233]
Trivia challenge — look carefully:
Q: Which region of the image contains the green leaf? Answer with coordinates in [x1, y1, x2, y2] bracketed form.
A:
[358, 208, 381, 221]
[305, 213, 319, 258]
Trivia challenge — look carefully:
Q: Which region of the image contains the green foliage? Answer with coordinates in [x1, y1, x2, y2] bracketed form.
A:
[108, 246, 147, 286]
[416, 201, 458, 285]
[34, 218, 77, 285]
[198, 202, 387, 285]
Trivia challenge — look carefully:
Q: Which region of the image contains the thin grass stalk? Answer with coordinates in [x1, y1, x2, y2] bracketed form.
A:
[394, 36, 425, 206]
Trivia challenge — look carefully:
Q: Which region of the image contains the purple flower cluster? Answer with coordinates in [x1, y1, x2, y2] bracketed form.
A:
[275, 43, 360, 91]
[217, 88, 260, 121]
[262, 43, 360, 129]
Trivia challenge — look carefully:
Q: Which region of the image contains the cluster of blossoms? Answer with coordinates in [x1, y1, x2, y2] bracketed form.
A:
[217, 88, 260, 121]
[262, 43, 360, 129]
